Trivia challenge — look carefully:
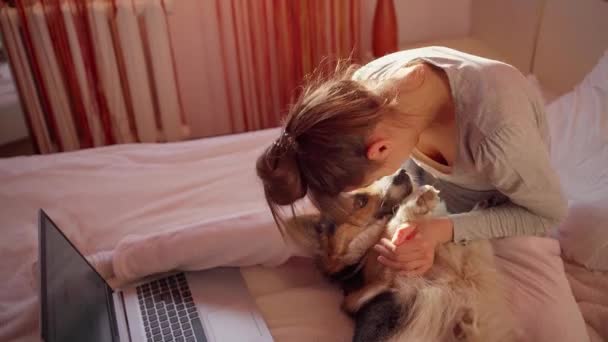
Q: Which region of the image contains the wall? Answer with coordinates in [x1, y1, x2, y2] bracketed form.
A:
[0, 62, 28, 145]
[395, 0, 471, 45]
[169, 0, 472, 138]
[0, 101, 27, 145]
[359, 0, 471, 58]
[471, 0, 544, 74]
[167, 0, 227, 139]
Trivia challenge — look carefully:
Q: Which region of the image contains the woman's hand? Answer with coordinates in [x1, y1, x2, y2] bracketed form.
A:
[373, 217, 454, 276]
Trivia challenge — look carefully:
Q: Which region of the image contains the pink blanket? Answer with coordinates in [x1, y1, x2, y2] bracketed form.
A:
[564, 261, 608, 341]
[0, 127, 604, 342]
[0, 129, 289, 341]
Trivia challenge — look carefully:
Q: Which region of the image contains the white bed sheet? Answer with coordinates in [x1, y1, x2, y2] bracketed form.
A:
[0, 128, 289, 342]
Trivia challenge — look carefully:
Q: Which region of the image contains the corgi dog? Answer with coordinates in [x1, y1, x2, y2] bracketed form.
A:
[286, 169, 514, 342]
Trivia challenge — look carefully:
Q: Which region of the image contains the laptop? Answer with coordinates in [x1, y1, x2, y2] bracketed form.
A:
[38, 209, 273, 342]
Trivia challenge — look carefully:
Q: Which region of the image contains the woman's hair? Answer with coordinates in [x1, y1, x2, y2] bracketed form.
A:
[256, 62, 399, 227]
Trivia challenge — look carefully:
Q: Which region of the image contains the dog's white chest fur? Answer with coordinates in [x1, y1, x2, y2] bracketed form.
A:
[386, 185, 448, 238]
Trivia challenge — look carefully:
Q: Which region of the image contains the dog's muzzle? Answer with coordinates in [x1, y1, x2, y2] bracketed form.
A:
[392, 169, 410, 185]
[375, 169, 414, 219]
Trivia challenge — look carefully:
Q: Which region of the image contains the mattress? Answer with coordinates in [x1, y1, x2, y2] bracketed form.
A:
[0, 125, 601, 342]
[0, 128, 285, 342]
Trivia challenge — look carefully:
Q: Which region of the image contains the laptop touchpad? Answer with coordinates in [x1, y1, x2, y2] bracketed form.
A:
[186, 268, 271, 341]
[206, 307, 265, 340]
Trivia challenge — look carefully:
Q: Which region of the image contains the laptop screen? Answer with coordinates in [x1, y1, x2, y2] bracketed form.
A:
[39, 211, 117, 342]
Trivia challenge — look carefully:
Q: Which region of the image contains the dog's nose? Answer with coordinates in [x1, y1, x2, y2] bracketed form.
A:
[392, 169, 409, 185]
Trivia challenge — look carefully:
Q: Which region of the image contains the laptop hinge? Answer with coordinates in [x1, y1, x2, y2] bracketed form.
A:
[112, 291, 132, 342]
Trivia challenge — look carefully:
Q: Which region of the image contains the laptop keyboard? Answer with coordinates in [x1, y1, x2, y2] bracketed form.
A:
[137, 273, 207, 342]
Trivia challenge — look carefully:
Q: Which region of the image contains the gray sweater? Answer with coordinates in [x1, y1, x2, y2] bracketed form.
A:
[353, 46, 567, 243]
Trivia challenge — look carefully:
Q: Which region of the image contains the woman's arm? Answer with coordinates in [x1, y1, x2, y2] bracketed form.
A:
[448, 123, 567, 244]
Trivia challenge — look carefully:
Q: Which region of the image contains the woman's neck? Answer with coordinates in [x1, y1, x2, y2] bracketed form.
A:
[394, 64, 454, 135]
[423, 65, 455, 128]
[409, 65, 457, 167]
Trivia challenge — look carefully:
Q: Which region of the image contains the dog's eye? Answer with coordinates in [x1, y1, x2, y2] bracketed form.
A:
[353, 194, 369, 209]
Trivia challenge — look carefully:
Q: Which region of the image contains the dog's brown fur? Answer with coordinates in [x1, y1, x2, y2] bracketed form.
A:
[287, 169, 515, 342]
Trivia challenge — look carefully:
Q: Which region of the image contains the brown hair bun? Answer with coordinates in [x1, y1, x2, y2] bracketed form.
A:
[256, 144, 307, 206]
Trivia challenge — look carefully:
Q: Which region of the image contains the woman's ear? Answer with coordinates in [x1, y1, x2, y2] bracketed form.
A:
[366, 139, 392, 161]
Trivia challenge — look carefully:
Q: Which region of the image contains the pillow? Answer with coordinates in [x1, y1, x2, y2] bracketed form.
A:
[545, 49, 608, 271]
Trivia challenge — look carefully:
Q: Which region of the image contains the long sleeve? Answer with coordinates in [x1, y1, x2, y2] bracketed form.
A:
[449, 123, 568, 243]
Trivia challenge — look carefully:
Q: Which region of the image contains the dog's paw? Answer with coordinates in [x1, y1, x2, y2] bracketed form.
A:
[411, 185, 440, 215]
[341, 296, 359, 315]
[342, 291, 370, 315]
[342, 283, 389, 314]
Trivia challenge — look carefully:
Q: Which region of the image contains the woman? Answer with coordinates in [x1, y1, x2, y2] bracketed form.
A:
[257, 46, 566, 275]
[256, 47, 589, 341]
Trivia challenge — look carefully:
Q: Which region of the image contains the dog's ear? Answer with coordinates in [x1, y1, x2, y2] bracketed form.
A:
[283, 214, 322, 256]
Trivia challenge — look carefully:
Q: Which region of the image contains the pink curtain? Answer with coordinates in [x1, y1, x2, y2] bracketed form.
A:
[169, 0, 366, 139]
[1, 0, 367, 153]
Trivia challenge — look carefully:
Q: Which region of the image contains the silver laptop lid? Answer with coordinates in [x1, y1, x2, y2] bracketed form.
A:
[38, 209, 119, 342]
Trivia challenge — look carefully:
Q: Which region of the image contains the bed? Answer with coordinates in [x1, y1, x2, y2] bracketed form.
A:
[1, 0, 607, 341]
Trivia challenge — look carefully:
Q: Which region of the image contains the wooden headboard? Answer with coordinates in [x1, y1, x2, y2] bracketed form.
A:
[532, 0, 608, 96]
[470, 0, 545, 75]
[399, 0, 607, 96]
